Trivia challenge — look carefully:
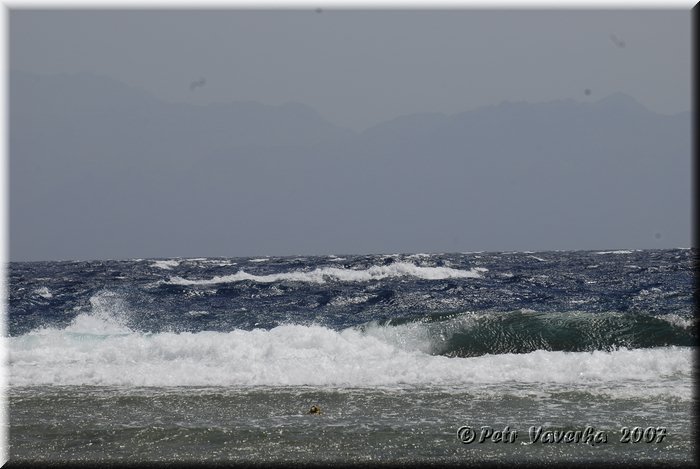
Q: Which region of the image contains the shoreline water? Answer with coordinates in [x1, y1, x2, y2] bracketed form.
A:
[9, 383, 694, 463]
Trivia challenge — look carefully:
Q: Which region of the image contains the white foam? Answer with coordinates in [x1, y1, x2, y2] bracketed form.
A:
[167, 262, 486, 286]
[329, 295, 370, 307]
[151, 259, 180, 270]
[33, 287, 52, 299]
[637, 287, 662, 297]
[595, 250, 633, 255]
[28, 292, 132, 338]
[187, 310, 210, 317]
[528, 255, 546, 262]
[71, 291, 132, 335]
[249, 258, 270, 263]
[199, 260, 237, 267]
[657, 314, 695, 329]
[9, 320, 692, 397]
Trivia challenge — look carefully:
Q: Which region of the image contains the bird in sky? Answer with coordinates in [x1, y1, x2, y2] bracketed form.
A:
[609, 34, 626, 48]
[190, 77, 206, 91]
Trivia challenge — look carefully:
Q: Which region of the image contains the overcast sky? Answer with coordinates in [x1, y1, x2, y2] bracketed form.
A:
[10, 9, 691, 130]
[7, 9, 693, 260]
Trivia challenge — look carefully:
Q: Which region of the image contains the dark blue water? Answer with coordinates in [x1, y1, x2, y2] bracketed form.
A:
[9, 249, 695, 349]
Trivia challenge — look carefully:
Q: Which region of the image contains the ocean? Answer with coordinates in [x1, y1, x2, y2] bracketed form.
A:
[6, 249, 696, 464]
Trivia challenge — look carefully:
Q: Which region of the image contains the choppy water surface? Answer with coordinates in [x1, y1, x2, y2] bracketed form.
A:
[8, 249, 696, 463]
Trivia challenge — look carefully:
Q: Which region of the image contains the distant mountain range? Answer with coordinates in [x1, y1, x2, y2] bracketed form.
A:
[9, 71, 691, 260]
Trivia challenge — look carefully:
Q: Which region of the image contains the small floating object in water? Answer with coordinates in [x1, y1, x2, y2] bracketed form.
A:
[308, 405, 321, 414]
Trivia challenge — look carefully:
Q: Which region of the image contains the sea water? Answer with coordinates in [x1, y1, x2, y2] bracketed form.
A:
[7, 249, 696, 463]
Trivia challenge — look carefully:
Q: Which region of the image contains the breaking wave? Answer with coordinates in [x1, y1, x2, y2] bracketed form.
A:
[167, 262, 487, 285]
[9, 297, 693, 395]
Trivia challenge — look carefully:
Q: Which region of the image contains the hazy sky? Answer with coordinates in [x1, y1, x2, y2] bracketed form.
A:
[10, 9, 691, 130]
[7, 9, 692, 260]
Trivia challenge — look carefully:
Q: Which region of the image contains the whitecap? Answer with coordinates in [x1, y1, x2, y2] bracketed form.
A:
[33, 287, 53, 299]
[151, 259, 181, 270]
[167, 262, 487, 286]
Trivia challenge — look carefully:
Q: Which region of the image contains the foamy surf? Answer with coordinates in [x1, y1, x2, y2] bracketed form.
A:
[9, 311, 692, 397]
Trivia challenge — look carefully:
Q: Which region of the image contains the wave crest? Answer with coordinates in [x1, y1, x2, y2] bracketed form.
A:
[167, 262, 487, 285]
[9, 314, 693, 393]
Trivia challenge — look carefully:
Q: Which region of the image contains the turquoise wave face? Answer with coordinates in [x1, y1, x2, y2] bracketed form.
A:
[365, 309, 696, 357]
